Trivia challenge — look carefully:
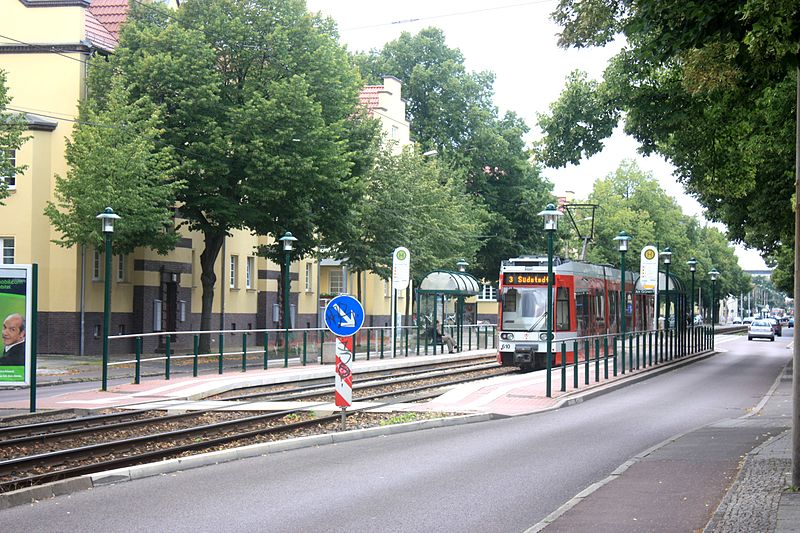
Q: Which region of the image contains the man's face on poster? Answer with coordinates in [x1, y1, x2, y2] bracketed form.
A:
[2, 315, 24, 347]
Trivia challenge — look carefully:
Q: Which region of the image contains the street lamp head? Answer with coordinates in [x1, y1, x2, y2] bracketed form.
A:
[660, 247, 672, 265]
[613, 230, 631, 253]
[709, 268, 720, 281]
[456, 259, 469, 272]
[687, 257, 697, 272]
[279, 231, 298, 252]
[537, 203, 562, 232]
[96, 207, 121, 234]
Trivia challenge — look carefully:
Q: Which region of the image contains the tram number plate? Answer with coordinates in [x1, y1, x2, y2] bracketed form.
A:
[500, 341, 515, 352]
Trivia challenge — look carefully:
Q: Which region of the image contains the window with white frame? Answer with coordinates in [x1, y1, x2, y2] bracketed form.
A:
[1, 150, 16, 189]
[477, 283, 497, 301]
[328, 269, 343, 295]
[229, 255, 238, 288]
[384, 279, 391, 297]
[390, 125, 399, 140]
[305, 262, 312, 291]
[1, 238, 13, 264]
[117, 255, 126, 282]
[92, 249, 101, 280]
[246, 256, 254, 289]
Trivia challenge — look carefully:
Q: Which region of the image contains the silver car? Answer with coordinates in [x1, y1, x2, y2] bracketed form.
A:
[748, 320, 775, 341]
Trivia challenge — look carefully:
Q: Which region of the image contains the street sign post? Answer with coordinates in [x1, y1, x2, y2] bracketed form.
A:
[324, 295, 364, 429]
[391, 247, 410, 358]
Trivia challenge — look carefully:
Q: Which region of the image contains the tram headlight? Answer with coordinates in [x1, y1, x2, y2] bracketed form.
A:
[500, 332, 514, 340]
[539, 332, 548, 341]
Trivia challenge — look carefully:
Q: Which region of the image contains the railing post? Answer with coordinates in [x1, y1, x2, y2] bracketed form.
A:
[303, 331, 308, 366]
[561, 342, 567, 392]
[636, 332, 641, 369]
[613, 335, 618, 376]
[241, 332, 247, 372]
[380, 327, 385, 359]
[573, 340, 579, 389]
[165, 335, 171, 380]
[135, 336, 142, 384]
[367, 328, 372, 360]
[404, 327, 409, 357]
[584, 339, 590, 385]
[218, 333, 224, 374]
[594, 337, 600, 382]
[192, 335, 199, 378]
[603, 336, 609, 379]
[264, 331, 269, 370]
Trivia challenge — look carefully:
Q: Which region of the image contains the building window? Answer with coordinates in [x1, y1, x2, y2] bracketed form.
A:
[117, 255, 126, 282]
[391, 125, 399, 140]
[477, 283, 497, 301]
[246, 256, 254, 289]
[1, 150, 16, 189]
[92, 249, 101, 280]
[229, 255, 238, 288]
[1, 238, 13, 264]
[117, 324, 126, 335]
[329, 269, 343, 295]
[384, 279, 390, 297]
[305, 262, 312, 291]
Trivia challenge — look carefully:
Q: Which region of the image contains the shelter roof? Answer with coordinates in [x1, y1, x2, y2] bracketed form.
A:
[418, 270, 480, 296]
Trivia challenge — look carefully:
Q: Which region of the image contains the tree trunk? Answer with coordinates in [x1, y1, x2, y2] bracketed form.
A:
[199, 231, 225, 354]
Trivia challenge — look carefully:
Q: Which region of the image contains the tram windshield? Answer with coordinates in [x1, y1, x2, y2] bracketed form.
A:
[501, 287, 547, 331]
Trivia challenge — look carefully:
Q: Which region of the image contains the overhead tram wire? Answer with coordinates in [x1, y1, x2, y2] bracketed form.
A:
[340, 0, 557, 32]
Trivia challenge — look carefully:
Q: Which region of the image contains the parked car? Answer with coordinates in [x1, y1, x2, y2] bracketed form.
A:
[766, 317, 782, 336]
[748, 319, 775, 341]
[732, 316, 743, 324]
[743, 316, 755, 324]
[789, 317, 795, 328]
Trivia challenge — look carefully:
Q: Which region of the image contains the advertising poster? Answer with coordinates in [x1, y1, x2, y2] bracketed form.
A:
[0, 266, 31, 385]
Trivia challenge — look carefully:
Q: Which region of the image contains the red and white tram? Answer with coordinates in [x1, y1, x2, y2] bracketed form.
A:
[497, 255, 655, 371]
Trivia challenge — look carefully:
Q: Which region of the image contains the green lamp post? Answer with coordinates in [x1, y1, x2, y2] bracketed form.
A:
[709, 268, 720, 349]
[614, 231, 631, 373]
[96, 207, 120, 392]
[279, 231, 297, 367]
[537, 203, 562, 397]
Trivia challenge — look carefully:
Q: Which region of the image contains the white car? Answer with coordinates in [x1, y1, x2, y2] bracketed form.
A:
[743, 316, 755, 324]
[748, 319, 775, 341]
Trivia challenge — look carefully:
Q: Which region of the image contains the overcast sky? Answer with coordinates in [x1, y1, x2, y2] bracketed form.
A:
[305, 0, 768, 270]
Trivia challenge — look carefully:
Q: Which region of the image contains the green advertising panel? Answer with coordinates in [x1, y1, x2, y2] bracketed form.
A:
[0, 266, 31, 385]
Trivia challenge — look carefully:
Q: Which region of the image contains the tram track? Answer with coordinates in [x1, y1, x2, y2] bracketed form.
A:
[0, 358, 513, 493]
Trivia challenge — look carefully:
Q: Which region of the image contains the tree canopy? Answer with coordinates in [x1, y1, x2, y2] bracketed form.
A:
[355, 28, 554, 282]
[82, 0, 374, 344]
[564, 161, 751, 311]
[538, 0, 799, 285]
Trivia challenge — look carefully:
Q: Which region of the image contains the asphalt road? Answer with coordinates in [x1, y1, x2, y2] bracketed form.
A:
[0, 331, 792, 532]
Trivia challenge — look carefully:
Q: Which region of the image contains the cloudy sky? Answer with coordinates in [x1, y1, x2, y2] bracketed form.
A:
[305, 0, 767, 270]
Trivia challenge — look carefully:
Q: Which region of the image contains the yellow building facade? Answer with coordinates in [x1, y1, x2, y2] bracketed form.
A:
[0, 1, 430, 355]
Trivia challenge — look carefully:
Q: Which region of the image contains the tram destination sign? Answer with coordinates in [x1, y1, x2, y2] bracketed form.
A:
[503, 273, 549, 285]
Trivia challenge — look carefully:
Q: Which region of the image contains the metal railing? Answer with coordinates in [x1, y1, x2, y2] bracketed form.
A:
[545, 324, 715, 397]
[107, 323, 497, 384]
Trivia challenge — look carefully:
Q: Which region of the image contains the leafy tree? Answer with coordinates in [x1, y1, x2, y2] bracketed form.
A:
[569, 161, 750, 315]
[355, 28, 553, 282]
[0, 70, 28, 205]
[45, 78, 182, 254]
[90, 0, 375, 349]
[539, 0, 799, 281]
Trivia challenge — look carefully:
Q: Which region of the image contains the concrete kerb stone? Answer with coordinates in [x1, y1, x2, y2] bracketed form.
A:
[0, 412, 492, 510]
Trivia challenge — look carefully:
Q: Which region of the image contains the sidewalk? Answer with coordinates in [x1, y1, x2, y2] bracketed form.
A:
[535, 358, 798, 533]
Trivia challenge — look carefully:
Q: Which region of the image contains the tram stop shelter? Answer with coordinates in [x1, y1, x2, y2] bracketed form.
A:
[416, 270, 481, 355]
[635, 271, 688, 331]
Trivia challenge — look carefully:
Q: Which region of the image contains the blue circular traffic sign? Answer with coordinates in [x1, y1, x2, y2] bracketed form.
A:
[324, 295, 365, 336]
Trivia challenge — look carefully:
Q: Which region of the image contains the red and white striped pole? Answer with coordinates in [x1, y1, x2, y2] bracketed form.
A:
[335, 336, 353, 428]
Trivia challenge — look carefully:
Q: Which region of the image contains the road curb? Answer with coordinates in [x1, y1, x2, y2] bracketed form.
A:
[0, 412, 494, 509]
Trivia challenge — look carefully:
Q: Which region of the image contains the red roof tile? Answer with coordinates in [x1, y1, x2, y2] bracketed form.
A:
[87, 0, 129, 47]
[358, 85, 383, 113]
[85, 9, 119, 51]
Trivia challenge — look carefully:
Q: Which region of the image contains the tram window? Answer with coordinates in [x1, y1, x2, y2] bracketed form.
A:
[575, 292, 589, 337]
[502, 288, 517, 312]
[556, 287, 570, 331]
[609, 292, 619, 330]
